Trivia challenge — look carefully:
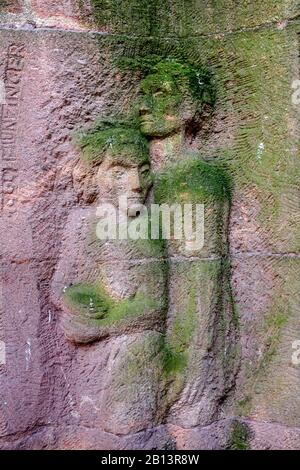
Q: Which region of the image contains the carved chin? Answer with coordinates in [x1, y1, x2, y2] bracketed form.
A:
[140, 121, 157, 136]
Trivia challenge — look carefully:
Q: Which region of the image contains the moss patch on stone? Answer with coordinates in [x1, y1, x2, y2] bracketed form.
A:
[134, 58, 216, 107]
[187, 27, 299, 250]
[235, 258, 299, 419]
[64, 283, 114, 319]
[64, 282, 161, 328]
[89, 0, 298, 37]
[155, 159, 232, 205]
[134, 233, 167, 258]
[162, 287, 198, 376]
[75, 118, 149, 166]
[228, 420, 251, 450]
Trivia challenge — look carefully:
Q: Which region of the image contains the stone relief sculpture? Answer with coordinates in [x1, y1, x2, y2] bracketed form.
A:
[51, 122, 169, 435]
[52, 122, 167, 342]
[51, 58, 238, 440]
[0, 0, 298, 452]
[138, 59, 238, 428]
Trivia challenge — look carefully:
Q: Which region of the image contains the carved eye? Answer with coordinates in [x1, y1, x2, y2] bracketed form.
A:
[113, 168, 125, 179]
[153, 91, 164, 98]
[140, 165, 150, 175]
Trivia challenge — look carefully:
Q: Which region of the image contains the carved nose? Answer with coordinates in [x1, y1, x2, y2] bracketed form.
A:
[129, 171, 142, 192]
[139, 101, 150, 115]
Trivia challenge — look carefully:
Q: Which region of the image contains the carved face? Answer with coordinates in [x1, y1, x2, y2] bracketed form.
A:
[96, 154, 152, 216]
[139, 72, 196, 137]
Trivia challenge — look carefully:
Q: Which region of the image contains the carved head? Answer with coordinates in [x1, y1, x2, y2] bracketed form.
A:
[77, 122, 152, 214]
[139, 59, 215, 137]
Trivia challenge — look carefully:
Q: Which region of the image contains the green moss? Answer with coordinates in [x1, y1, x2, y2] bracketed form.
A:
[170, 288, 197, 372]
[64, 282, 162, 327]
[134, 233, 167, 258]
[129, 286, 198, 415]
[155, 159, 232, 205]
[236, 260, 298, 416]
[160, 287, 198, 377]
[160, 343, 187, 376]
[90, 0, 154, 34]
[108, 293, 160, 324]
[75, 118, 149, 166]
[159, 262, 229, 407]
[264, 311, 287, 330]
[118, 54, 165, 76]
[89, 0, 297, 37]
[196, 28, 298, 247]
[257, 311, 288, 373]
[122, 332, 163, 380]
[64, 283, 114, 319]
[228, 421, 251, 450]
[131, 58, 216, 108]
[136, 58, 216, 137]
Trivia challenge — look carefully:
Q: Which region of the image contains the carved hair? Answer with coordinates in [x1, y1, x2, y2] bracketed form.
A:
[75, 118, 149, 167]
[145, 59, 216, 109]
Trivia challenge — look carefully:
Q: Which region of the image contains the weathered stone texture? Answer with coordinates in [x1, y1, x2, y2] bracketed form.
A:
[0, 1, 299, 450]
[0, 1, 22, 14]
[0, 30, 140, 448]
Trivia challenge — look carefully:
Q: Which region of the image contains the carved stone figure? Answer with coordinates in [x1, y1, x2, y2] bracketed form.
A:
[51, 122, 169, 436]
[138, 59, 238, 429]
[52, 123, 165, 340]
[51, 60, 238, 440]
